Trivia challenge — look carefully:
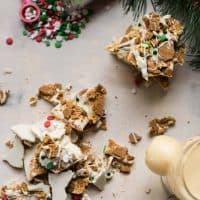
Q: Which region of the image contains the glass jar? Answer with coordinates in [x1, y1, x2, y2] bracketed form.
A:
[146, 135, 200, 200]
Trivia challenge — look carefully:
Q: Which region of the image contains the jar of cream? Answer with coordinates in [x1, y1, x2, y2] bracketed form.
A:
[145, 135, 200, 200]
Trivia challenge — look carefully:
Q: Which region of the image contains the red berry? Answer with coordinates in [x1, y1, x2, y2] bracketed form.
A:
[44, 120, 51, 128]
[47, 115, 55, 120]
[36, 36, 43, 42]
[6, 37, 13, 45]
[68, 33, 74, 40]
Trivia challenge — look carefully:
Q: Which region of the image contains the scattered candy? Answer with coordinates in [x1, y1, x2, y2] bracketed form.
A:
[22, 0, 92, 48]
[47, 115, 55, 120]
[44, 120, 51, 128]
[6, 37, 13, 45]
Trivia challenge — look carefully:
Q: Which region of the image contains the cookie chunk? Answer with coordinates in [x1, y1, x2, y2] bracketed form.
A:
[104, 139, 134, 165]
[0, 89, 9, 105]
[0, 182, 51, 200]
[149, 116, 176, 136]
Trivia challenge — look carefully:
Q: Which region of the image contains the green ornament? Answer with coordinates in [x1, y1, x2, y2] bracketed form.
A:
[46, 161, 54, 170]
[55, 41, 62, 48]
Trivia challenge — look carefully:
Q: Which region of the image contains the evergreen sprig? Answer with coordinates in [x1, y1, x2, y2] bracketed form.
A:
[120, 0, 200, 69]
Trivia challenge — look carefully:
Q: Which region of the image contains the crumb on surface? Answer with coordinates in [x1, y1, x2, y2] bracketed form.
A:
[149, 116, 176, 136]
[129, 133, 142, 144]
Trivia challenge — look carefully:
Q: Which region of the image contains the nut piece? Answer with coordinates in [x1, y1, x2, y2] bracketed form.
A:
[149, 116, 176, 136]
[29, 96, 38, 106]
[0, 89, 9, 105]
[129, 133, 142, 144]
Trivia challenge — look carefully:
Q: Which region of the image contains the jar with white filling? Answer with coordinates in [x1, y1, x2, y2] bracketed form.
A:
[145, 135, 200, 200]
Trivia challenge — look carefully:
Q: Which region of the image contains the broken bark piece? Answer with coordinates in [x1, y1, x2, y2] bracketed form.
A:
[3, 136, 24, 168]
[0, 89, 9, 105]
[129, 133, 142, 144]
[29, 96, 38, 106]
[67, 178, 89, 194]
[104, 139, 134, 165]
[24, 146, 47, 181]
[35, 135, 84, 174]
[51, 84, 107, 132]
[106, 12, 185, 88]
[49, 170, 74, 200]
[11, 124, 36, 145]
[0, 182, 51, 200]
[149, 116, 176, 136]
[31, 117, 66, 141]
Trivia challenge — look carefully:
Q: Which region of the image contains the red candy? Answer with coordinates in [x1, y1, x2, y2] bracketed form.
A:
[72, 194, 82, 200]
[36, 36, 43, 42]
[68, 33, 74, 40]
[47, 115, 55, 120]
[44, 120, 51, 128]
[2, 195, 8, 200]
[6, 37, 13, 45]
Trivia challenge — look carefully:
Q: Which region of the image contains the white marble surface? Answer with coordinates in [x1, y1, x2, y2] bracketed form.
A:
[0, 0, 200, 199]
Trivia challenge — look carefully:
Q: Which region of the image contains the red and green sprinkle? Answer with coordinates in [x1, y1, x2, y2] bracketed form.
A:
[22, 0, 92, 48]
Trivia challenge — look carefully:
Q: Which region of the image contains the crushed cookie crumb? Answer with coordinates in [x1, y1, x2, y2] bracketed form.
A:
[129, 133, 142, 144]
[149, 116, 176, 136]
[5, 140, 14, 149]
[0, 89, 9, 105]
[29, 96, 38, 106]
[145, 188, 151, 194]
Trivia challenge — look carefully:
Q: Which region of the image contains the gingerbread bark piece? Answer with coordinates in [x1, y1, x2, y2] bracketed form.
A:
[36, 135, 84, 174]
[0, 182, 51, 200]
[104, 139, 134, 164]
[129, 133, 142, 144]
[106, 12, 185, 88]
[51, 84, 107, 132]
[149, 116, 176, 136]
[76, 84, 107, 130]
[67, 178, 89, 194]
[38, 83, 65, 105]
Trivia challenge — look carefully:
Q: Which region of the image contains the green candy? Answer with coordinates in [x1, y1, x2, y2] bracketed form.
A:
[44, 40, 50, 47]
[46, 161, 54, 170]
[40, 14, 47, 22]
[158, 34, 167, 41]
[103, 145, 106, 153]
[141, 41, 151, 48]
[23, 30, 27, 36]
[75, 33, 79, 38]
[71, 23, 80, 32]
[55, 41, 62, 48]
[47, 0, 55, 3]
